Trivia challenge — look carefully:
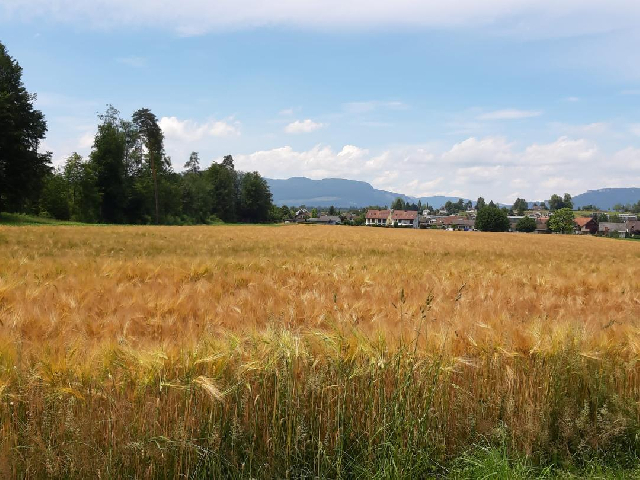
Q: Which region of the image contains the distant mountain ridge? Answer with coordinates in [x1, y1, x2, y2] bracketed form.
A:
[572, 188, 640, 210]
[266, 177, 640, 210]
[266, 177, 468, 209]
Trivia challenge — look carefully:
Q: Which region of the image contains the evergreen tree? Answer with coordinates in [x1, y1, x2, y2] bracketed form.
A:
[90, 106, 127, 223]
[0, 42, 51, 213]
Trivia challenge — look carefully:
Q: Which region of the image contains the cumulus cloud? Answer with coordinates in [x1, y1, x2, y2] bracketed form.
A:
[284, 119, 325, 134]
[159, 116, 240, 141]
[5, 0, 640, 37]
[234, 136, 640, 202]
[477, 109, 542, 120]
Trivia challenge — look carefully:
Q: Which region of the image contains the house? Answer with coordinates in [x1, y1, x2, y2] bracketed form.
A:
[436, 216, 475, 231]
[391, 210, 419, 228]
[535, 217, 550, 234]
[365, 209, 418, 227]
[295, 209, 310, 222]
[574, 217, 598, 235]
[365, 209, 391, 226]
[599, 222, 627, 237]
[619, 214, 638, 222]
[317, 215, 342, 225]
[626, 220, 640, 236]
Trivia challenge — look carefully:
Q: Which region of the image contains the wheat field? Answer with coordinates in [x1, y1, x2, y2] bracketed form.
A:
[0, 225, 639, 477]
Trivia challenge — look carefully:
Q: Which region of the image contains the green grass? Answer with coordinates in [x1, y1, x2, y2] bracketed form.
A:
[0, 212, 284, 227]
[0, 212, 89, 226]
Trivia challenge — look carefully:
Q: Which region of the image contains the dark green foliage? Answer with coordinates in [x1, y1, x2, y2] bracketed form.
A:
[0, 41, 51, 213]
[515, 216, 536, 233]
[40, 171, 70, 220]
[549, 193, 574, 211]
[476, 197, 486, 210]
[475, 205, 510, 232]
[239, 172, 274, 223]
[512, 198, 528, 215]
[206, 161, 238, 222]
[444, 198, 467, 215]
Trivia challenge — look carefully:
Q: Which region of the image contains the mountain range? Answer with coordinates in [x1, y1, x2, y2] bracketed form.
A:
[266, 177, 640, 210]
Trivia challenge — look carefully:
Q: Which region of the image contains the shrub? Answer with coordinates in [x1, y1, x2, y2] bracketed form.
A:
[475, 206, 510, 232]
[515, 216, 536, 233]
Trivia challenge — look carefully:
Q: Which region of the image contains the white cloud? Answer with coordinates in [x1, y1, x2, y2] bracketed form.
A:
[284, 119, 325, 134]
[159, 116, 240, 141]
[234, 136, 640, 201]
[477, 109, 542, 120]
[565, 96, 580, 102]
[279, 108, 294, 116]
[5, 1, 640, 37]
[629, 124, 640, 137]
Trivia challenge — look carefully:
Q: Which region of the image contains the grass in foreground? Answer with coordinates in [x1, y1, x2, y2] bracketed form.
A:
[0, 225, 639, 477]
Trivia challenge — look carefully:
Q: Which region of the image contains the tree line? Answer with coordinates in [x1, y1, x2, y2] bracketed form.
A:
[0, 41, 274, 225]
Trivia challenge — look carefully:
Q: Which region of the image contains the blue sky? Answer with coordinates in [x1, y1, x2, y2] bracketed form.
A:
[1, 0, 640, 202]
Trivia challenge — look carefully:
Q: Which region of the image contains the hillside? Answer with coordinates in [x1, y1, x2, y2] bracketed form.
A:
[266, 177, 467, 208]
[572, 188, 640, 210]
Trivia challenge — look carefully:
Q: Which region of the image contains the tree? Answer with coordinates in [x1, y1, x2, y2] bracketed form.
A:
[548, 208, 575, 234]
[549, 193, 573, 212]
[563, 193, 573, 210]
[185, 152, 200, 174]
[328, 205, 336, 216]
[132, 108, 165, 224]
[64, 152, 99, 222]
[391, 198, 405, 210]
[476, 197, 486, 210]
[311, 208, 319, 218]
[90, 106, 127, 223]
[206, 161, 237, 222]
[0, 41, 51, 213]
[548, 194, 563, 212]
[512, 198, 528, 216]
[40, 169, 70, 220]
[475, 205, 510, 232]
[181, 152, 211, 224]
[515, 216, 536, 233]
[239, 171, 273, 222]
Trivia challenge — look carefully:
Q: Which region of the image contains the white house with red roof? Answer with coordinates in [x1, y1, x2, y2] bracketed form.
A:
[365, 209, 418, 228]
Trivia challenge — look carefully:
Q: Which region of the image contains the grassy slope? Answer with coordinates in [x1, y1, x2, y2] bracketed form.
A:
[0, 212, 88, 226]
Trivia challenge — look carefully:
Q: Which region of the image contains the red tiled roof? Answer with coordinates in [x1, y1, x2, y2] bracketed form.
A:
[574, 217, 595, 227]
[391, 210, 418, 220]
[366, 209, 390, 219]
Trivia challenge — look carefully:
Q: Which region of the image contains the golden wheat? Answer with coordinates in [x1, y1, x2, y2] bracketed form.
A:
[0, 225, 639, 477]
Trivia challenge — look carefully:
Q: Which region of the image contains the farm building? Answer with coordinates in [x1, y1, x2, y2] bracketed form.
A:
[599, 222, 627, 237]
[535, 217, 550, 234]
[574, 217, 598, 235]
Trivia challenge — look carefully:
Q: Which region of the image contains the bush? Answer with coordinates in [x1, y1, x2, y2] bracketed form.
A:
[475, 206, 510, 232]
[515, 216, 536, 233]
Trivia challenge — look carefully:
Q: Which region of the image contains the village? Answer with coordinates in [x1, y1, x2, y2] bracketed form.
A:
[290, 205, 640, 238]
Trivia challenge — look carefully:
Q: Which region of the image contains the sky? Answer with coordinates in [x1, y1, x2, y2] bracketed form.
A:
[1, 0, 640, 203]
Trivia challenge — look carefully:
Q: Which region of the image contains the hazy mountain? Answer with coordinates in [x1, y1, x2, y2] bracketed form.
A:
[266, 177, 468, 208]
[571, 188, 640, 210]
